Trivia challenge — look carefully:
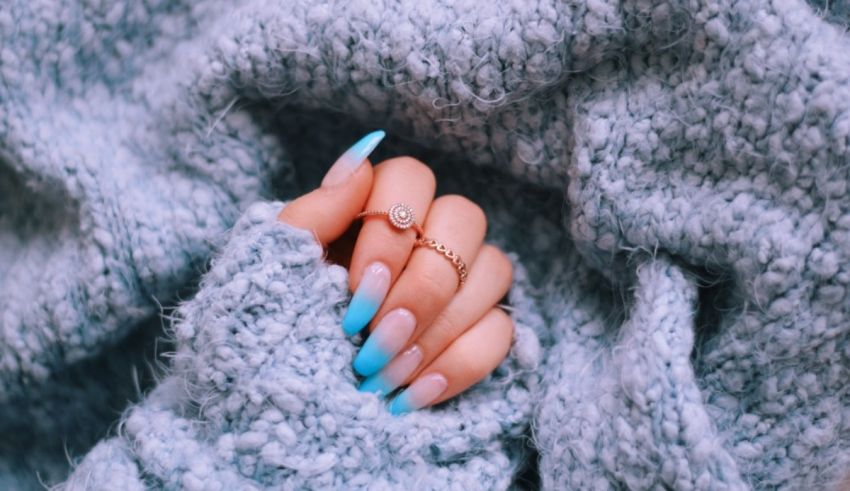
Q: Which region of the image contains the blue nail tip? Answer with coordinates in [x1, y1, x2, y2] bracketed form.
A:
[341, 296, 381, 336]
[346, 130, 386, 161]
[358, 375, 392, 396]
[353, 341, 392, 377]
[388, 392, 413, 415]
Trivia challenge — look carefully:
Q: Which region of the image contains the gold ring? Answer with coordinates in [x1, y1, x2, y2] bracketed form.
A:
[355, 202, 468, 287]
[356, 203, 424, 237]
[415, 236, 468, 286]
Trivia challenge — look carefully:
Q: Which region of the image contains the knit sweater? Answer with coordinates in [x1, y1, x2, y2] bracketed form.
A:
[1, 0, 849, 489]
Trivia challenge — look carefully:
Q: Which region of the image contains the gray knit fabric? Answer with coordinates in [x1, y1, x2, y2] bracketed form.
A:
[1, 0, 850, 489]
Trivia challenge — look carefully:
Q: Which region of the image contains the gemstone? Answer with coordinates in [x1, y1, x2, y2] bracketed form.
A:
[388, 203, 415, 230]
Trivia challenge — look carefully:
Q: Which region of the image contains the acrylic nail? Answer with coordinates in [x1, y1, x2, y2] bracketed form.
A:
[388, 373, 448, 415]
[321, 130, 386, 187]
[341, 262, 391, 336]
[353, 309, 416, 377]
[358, 345, 423, 396]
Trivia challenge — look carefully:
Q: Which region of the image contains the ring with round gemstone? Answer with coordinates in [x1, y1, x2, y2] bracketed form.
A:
[355, 203, 467, 287]
[356, 203, 425, 237]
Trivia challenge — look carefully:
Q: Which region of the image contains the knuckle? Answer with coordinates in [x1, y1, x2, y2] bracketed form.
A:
[434, 195, 486, 227]
[416, 265, 455, 306]
[429, 309, 462, 343]
[480, 245, 513, 282]
[381, 156, 436, 189]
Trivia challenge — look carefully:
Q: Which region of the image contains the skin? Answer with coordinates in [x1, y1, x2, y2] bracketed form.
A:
[279, 154, 513, 412]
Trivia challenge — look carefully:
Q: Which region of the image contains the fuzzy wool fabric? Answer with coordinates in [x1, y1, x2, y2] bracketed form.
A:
[2, 0, 850, 489]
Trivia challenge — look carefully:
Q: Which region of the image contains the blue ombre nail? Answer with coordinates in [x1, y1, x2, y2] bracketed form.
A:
[358, 344, 424, 396]
[388, 373, 448, 415]
[353, 309, 416, 376]
[358, 374, 394, 396]
[321, 130, 386, 187]
[388, 391, 415, 415]
[342, 262, 391, 336]
[354, 341, 393, 377]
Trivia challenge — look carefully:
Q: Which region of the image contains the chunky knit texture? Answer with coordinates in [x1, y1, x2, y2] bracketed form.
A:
[1, 0, 850, 489]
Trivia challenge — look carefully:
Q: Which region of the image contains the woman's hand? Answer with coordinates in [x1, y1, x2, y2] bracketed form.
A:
[278, 131, 514, 414]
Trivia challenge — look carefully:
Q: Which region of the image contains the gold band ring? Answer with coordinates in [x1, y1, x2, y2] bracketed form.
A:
[355, 202, 468, 286]
[356, 203, 424, 237]
[414, 236, 468, 285]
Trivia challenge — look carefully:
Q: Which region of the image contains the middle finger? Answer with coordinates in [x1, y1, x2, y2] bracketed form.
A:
[342, 157, 436, 336]
[352, 194, 486, 376]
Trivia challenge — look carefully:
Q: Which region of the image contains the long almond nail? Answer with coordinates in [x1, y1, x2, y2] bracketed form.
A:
[358, 345, 423, 396]
[321, 130, 385, 187]
[342, 262, 391, 336]
[353, 309, 416, 376]
[388, 373, 448, 415]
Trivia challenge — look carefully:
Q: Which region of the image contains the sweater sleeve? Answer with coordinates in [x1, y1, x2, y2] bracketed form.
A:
[60, 201, 540, 491]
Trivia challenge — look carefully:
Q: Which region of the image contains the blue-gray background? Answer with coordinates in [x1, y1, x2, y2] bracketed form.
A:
[1, 0, 850, 488]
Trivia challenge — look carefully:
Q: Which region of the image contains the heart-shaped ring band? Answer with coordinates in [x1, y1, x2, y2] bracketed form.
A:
[355, 203, 468, 286]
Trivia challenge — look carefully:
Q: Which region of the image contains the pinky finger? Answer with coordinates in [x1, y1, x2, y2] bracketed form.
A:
[387, 308, 514, 415]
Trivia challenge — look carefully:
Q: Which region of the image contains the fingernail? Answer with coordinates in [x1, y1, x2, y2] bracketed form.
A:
[342, 262, 391, 336]
[353, 309, 416, 376]
[388, 373, 448, 415]
[321, 130, 386, 187]
[358, 345, 423, 396]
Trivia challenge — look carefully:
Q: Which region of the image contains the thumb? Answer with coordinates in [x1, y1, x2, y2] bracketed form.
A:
[277, 131, 383, 245]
